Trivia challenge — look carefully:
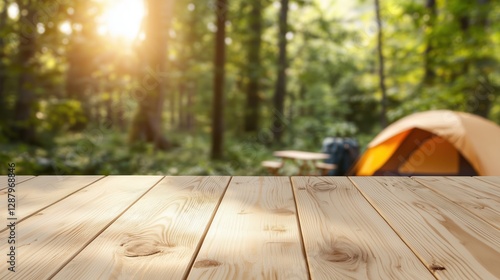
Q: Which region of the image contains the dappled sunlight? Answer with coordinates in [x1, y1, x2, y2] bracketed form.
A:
[50, 176, 229, 279]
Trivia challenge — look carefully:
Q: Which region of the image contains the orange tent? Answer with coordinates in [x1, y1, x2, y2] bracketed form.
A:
[350, 110, 500, 176]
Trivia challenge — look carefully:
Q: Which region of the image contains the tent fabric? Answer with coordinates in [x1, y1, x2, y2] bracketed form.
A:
[352, 110, 500, 176]
[398, 135, 459, 174]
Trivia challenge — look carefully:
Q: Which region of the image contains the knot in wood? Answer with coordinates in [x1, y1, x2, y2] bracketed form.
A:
[322, 250, 358, 263]
[121, 240, 166, 257]
[430, 264, 446, 271]
[321, 239, 365, 265]
[193, 259, 222, 268]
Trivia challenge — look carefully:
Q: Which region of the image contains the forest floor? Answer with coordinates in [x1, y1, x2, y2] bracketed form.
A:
[0, 127, 373, 176]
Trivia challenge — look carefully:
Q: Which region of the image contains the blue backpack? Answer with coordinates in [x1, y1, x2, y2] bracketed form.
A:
[321, 137, 360, 176]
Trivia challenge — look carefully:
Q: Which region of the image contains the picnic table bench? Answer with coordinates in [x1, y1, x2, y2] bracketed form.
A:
[262, 150, 336, 175]
[1, 175, 499, 279]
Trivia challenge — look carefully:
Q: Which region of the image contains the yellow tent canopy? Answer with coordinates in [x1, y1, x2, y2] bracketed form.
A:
[350, 110, 500, 176]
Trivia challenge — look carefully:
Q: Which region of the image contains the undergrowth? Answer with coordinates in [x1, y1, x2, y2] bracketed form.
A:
[0, 127, 374, 176]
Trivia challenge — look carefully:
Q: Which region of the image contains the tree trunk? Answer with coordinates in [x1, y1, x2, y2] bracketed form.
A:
[129, 0, 172, 150]
[0, 4, 7, 121]
[178, 83, 185, 130]
[244, 0, 263, 132]
[374, 0, 387, 128]
[66, 42, 93, 128]
[467, 0, 492, 118]
[169, 88, 176, 129]
[211, 0, 228, 160]
[105, 85, 113, 128]
[186, 84, 195, 131]
[184, 8, 197, 132]
[116, 91, 125, 131]
[272, 0, 289, 143]
[66, 42, 90, 100]
[13, 0, 37, 143]
[422, 0, 437, 84]
[65, 1, 97, 128]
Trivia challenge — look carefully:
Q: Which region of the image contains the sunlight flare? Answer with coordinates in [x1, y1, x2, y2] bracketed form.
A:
[98, 0, 145, 40]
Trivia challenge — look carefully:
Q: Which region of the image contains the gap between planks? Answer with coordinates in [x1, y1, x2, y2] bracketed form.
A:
[347, 176, 439, 279]
[475, 177, 500, 188]
[0, 176, 106, 232]
[48, 176, 166, 279]
[0, 175, 37, 191]
[181, 176, 234, 280]
[350, 176, 500, 279]
[412, 176, 500, 230]
[289, 177, 312, 280]
[186, 176, 309, 279]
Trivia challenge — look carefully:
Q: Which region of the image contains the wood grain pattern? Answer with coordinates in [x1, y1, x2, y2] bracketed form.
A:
[0, 175, 35, 190]
[187, 177, 309, 280]
[0, 175, 103, 230]
[351, 177, 500, 280]
[292, 177, 433, 280]
[53, 176, 230, 280]
[0, 175, 163, 280]
[476, 176, 500, 190]
[415, 177, 500, 229]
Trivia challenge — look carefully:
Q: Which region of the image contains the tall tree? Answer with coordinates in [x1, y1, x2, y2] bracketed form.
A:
[211, 0, 228, 159]
[13, 0, 38, 143]
[177, 7, 197, 132]
[467, 0, 494, 118]
[272, 0, 289, 143]
[65, 1, 97, 125]
[129, 0, 172, 149]
[244, 0, 263, 132]
[422, 0, 437, 85]
[0, 2, 8, 121]
[374, 0, 387, 127]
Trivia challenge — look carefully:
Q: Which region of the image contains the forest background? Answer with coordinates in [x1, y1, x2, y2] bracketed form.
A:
[0, 0, 499, 175]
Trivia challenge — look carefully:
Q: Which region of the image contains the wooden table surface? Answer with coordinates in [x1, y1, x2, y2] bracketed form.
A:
[1, 176, 499, 279]
[273, 151, 331, 175]
[273, 150, 330, 161]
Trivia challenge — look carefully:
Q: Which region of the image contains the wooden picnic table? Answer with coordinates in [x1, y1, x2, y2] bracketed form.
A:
[1, 176, 499, 279]
[273, 150, 332, 175]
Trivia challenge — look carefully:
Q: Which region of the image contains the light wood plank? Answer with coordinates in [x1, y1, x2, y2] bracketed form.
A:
[53, 176, 230, 280]
[292, 177, 433, 280]
[187, 177, 309, 280]
[0, 175, 103, 230]
[476, 176, 500, 189]
[0, 175, 163, 280]
[351, 177, 500, 280]
[0, 175, 35, 190]
[415, 177, 500, 229]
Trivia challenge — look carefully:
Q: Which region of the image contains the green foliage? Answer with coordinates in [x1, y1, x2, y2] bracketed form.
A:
[0, 129, 279, 176]
[38, 99, 87, 133]
[1, 0, 499, 175]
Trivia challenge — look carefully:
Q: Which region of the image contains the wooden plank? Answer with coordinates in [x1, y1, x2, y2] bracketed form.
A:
[0, 175, 103, 230]
[292, 177, 433, 279]
[0, 175, 163, 280]
[415, 177, 500, 229]
[476, 177, 500, 189]
[53, 176, 230, 280]
[187, 177, 309, 280]
[0, 175, 35, 190]
[351, 177, 500, 279]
